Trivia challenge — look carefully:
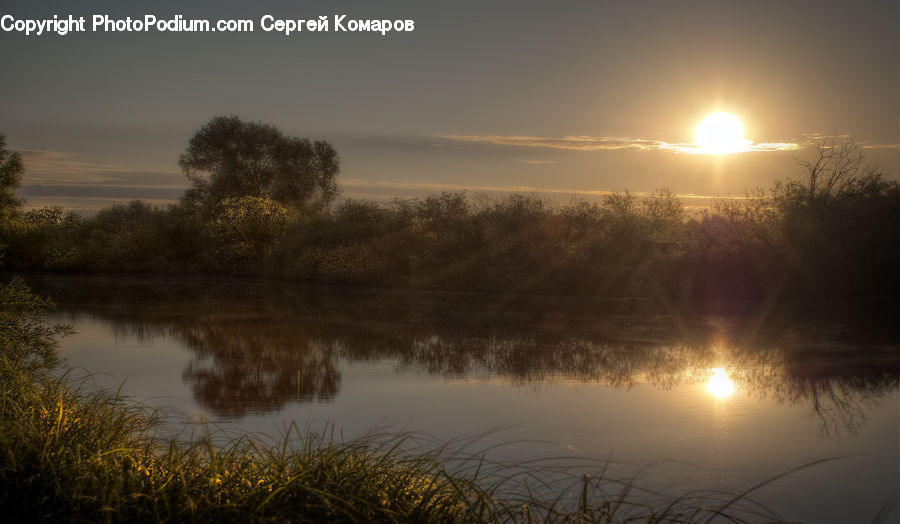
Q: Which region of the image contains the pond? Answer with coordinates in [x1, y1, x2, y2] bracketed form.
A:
[28, 275, 899, 523]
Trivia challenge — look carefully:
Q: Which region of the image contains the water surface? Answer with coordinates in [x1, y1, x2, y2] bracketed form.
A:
[30, 275, 899, 523]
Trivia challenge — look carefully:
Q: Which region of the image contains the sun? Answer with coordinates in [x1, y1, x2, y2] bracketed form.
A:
[695, 111, 750, 154]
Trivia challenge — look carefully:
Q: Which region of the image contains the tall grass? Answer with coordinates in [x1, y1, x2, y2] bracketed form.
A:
[1, 276, 818, 522]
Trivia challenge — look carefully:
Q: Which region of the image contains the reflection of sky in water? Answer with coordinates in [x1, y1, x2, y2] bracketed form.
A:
[45, 288, 899, 524]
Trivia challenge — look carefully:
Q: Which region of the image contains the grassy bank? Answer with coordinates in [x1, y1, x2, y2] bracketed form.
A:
[1, 275, 799, 522]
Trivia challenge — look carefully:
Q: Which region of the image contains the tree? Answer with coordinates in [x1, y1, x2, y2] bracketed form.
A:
[178, 116, 340, 209]
[791, 136, 877, 204]
[773, 136, 899, 297]
[0, 134, 24, 220]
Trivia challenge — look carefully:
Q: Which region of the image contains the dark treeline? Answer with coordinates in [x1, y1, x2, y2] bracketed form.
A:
[1, 122, 897, 300]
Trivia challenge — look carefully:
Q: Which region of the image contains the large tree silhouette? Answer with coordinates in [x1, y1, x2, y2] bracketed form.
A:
[179, 116, 340, 208]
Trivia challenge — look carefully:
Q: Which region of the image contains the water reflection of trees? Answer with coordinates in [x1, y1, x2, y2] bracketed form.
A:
[95, 316, 343, 417]
[754, 354, 897, 437]
[182, 325, 342, 417]
[40, 276, 898, 432]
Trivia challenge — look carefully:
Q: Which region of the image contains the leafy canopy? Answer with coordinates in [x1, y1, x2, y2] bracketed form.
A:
[179, 116, 340, 209]
[0, 134, 24, 218]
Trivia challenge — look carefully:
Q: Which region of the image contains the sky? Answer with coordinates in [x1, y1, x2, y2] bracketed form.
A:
[1, 0, 897, 212]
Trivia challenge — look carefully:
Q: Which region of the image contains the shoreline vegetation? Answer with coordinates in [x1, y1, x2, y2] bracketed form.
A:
[0, 275, 809, 523]
[0, 124, 897, 302]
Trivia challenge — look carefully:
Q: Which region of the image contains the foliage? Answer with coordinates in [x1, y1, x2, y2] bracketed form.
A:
[785, 136, 877, 203]
[770, 139, 899, 297]
[179, 116, 340, 210]
[0, 134, 25, 262]
[2, 206, 83, 270]
[0, 134, 23, 220]
[204, 196, 290, 274]
[85, 201, 171, 272]
[0, 276, 71, 372]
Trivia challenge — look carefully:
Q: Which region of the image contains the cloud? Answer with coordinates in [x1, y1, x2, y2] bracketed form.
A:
[339, 178, 561, 194]
[515, 158, 558, 165]
[438, 134, 802, 154]
[19, 184, 185, 199]
[18, 149, 132, 184]
[340, 178, 752, 201]
[18, 149, 188, 191]
[669, 141, 802, 154]
[19, 149, 129, 176]
[861, 143, 900, 149]
[20, 196, 178, 215]
[14, 148, 188, 211]
[17, 149, 183, 185]
[439, 134, 664, 152]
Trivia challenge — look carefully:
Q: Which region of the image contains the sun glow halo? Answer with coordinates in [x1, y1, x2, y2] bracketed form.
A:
[695, 112, 749, 154]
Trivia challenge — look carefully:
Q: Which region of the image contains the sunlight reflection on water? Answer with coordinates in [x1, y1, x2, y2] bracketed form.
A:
[706, 367, 736, 399]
